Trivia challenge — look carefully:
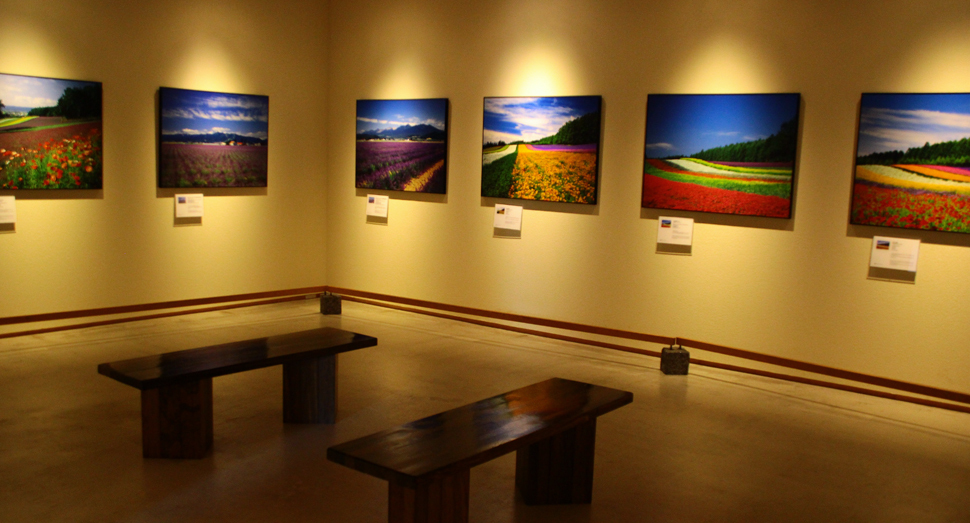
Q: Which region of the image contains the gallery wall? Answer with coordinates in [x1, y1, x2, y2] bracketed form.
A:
[325, 0, 970, 392]
[0, 0, 329, 318]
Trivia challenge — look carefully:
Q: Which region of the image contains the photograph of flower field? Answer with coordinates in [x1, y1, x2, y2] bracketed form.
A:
[852, 93, 970, 233]
[642, 94, 800, 218]
[481, 96, 601, 204]
[159, 87, 268, 188]
[0, 73, 102, 190]
[356, 98, 447, 194]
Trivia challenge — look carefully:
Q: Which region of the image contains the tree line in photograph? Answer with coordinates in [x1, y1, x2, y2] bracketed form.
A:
[1, 85, 101, 120]
[673, 117, 798, 164]
[857, 137, 970, 167]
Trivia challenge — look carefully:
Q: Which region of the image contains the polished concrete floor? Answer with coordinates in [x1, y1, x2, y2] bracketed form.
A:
[1, 300, 968, 522]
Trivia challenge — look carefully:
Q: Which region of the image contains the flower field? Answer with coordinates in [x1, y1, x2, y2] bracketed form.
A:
[525, 144, 597, 153]
[855, 165, 970, 194]
[665, 159, 792, 181]
[642, 159, 792, 217]
[507, 144, 597, 203]
[356, 141, 445, 193]
[159, 143, 267, 188]
[851, 164, 970, 232]
[895, 164, 970, 183]
[402, 160, 445, 192]
[680, 158, 792, 176]
[709, 161, 792, 169]
[642, 172, 791, 217]
[483, 144, 510, 154]
[0, 122, 102, 189]
[0, 116, 35, 129]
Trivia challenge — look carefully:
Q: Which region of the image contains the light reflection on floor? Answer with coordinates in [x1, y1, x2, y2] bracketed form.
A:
[0, 299, 968, 522]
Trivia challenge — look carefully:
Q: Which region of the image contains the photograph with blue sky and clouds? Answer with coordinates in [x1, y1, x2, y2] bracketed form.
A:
[856, 93, 970, 157]
[644, 94, 800, 158]
[1, 73, 103, 190]
[0, 73, 99, 114]
[356, 99, 446, 136]
[355, 99, 448, 193]
[160, 88, 268, 144]
[482, 96, 600, 145]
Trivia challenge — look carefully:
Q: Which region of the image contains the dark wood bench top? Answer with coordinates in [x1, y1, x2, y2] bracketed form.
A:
[327, 377, 632, 488]
[98, 327, 377, 390]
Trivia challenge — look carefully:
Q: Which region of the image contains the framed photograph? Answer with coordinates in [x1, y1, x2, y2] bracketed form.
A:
[481, 96, 601, 204]
[852, 93, 970, 233]
[158, 87, 268, 188]
[355, 98, 448, 194]
[642, 93, 800, 218]
[0, 72, 102, 190]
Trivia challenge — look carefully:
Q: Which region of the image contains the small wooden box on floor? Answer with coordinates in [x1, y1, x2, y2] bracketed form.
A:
[327, 378, 633, 523]
[320, 293, 342, 315]
[661, 346, 690, 375]
[98, 327, 377, 459]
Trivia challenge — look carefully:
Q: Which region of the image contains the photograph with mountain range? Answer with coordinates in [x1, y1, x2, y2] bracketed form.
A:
[0, 72, 102, 190]
[482, 96, 601, 204]
[642, 93, 800, 218]
[158, 87, 268, 188]
[355, 98, 448, 194]
[852, 93, 970, 233]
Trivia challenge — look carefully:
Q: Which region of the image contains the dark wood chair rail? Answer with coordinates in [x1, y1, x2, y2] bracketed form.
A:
[98, 327, 376, 390]
[327, 378, 632, 522]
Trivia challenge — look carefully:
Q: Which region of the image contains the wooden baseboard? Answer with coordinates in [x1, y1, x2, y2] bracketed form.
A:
[692, 359, 970, 415]
[336, 291, 970, 411]
[677, 337, 970, 406]
[2, 284, 968, 414]
[327, 287, 676, 346]
[0, 295, 315, 341]
[0, 286, 328, 326]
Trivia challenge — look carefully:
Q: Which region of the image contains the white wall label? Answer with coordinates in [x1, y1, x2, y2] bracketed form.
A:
[493, 204, 522, 231]
[366, 194, 389, 218]
[175, 194, 204, 218]
[869, 236, 919, 272]
[0, 196, 16, 224]
[657, 216, 693, 246]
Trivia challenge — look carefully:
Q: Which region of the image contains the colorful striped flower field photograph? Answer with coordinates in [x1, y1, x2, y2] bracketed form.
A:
[481, 96, 601, 204]
[852, 93, 970, 233]
[642, 93, 800, 218]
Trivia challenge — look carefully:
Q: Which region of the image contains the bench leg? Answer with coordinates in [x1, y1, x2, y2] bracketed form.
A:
[388, 469, 470, 523]
[515, 418, 597, 505]
[282, 354, 337, 423]
[141, 378, 213, 459]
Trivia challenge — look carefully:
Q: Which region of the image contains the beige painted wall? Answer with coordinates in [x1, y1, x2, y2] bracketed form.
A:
[0, 0, 329, 317]
[326, 0, 970, 392]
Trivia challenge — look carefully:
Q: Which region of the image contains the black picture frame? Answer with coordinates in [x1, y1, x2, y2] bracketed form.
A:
[0, 72, 103, 190]
[354, 98, 449, 194]
[481, 95, 602, 205]
[641, 93, 801, 218]
[158, 87, 269, 189]
[850, 92, 970, 234]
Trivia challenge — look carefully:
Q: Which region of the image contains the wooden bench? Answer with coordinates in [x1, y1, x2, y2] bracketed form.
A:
[98, 326, 377, 459]
[327, 377, 633, 523]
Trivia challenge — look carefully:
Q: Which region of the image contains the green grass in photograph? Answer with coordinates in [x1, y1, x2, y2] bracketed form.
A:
[481, 149, 518, 198]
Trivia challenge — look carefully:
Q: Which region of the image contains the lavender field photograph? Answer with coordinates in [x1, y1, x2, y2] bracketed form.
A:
[158, 87, 268, 188]
[355, 98, 448, 193]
